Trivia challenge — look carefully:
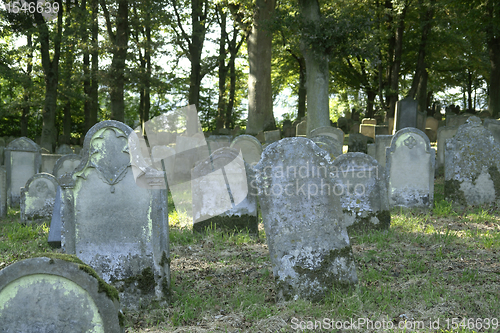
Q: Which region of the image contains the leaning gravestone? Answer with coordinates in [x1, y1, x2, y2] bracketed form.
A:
[445, 116, 500, 205]
[53, 154, 82, 181]
[0, 256, 123, 332]
[56, 143, 74, 155]
[332, 153, 390, 233]
[386, 128, 435, 208]
[0, 166, 6, 218]
[191, 147, 258, 234]
[20, 173, 58, 224]
[437, 126, 458, 168]
[5, 137, 41, 207]
[254, 137, 358, 302]
[310, 135, 343, 159]
[59, 120, 170, 309]
[309, 126, 345, 144]
[230, 134, 262, 166]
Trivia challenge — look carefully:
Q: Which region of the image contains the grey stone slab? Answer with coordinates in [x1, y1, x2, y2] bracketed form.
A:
[60, 120, 170, 309]
[444, 116, 500, 205]
[48, 185, 62, 248]
[309, 126, 344, 144]
[41, 153, 63, 174]
[230, 134, 263, 167]
[53, 154, 83, 181]
[393, 97, 426, 133]
[5, 137, 41, 207]
[0, 257, 123, 332]
[332, 153, 390, 233]
[310, 135, 343, 159]
[348, 133, 371, 154]
[386, 128, 435, 208]
[437, 126, 458, 168]
[264, 130, 281, 144]
[254, 137, 358, 302]
[0, 166, 6, 218]
[20, 173, 58, 224]
[367, 143, 376, 159]
[374, 135, 393, 169]
[191, 147, 257, 234]
[56, 143, 74, 155]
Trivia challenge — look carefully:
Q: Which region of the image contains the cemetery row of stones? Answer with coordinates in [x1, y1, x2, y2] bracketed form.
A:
[1, 113, 498, 332]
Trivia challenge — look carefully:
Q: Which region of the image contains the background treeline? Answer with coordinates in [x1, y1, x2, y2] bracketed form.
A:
[0, 0, 498, 151]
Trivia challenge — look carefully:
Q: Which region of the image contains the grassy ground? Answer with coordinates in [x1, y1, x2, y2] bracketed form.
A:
[1, 175, 499, 332]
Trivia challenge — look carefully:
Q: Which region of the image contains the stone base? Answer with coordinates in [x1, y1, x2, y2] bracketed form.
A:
[193, 214, 258, 234]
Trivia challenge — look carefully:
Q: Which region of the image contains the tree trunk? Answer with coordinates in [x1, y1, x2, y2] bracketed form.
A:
[21, 33, 32, 137]
[188, 0, 207, 109]
[387, 5, 406, 120]
[246, 0, 276, 134]
[217, 6, 227, 131]
[467, 69, 473, 112]
[297, 56, 306, 121]
[366, 89, 376, 119]
[62, 0, 75, 145]
[226, 24, 243, 129]
[299, 0, 330, 136]
[90, 0, 99, 130]
[37, 0, 63, 152]
[487, 0, 500, 119]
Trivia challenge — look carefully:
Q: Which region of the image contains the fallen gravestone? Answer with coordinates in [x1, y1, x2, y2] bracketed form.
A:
[230, 134, 263, 166]
[331, 153, 390, 233]
[191, 147, 258, 234]
[20, 173, 58, 224]
[5, 137, 41, 207]
[59, 120, 170, 309]
[386, 128, 435, 208]
[445, 116, 500, 205]
[254, 137, 358, 302]
[0, 256, 123, 332]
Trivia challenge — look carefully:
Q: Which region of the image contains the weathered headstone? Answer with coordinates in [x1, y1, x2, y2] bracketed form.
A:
[359, 123, 376, 140]
[0, 256, 123, 332]
[56, 143, 74, 155]
[20, 173, 58, 223]
[191, 147, 258, 234]
[41, 153, 63, 174]
[5, 137, 41, 207]
[444, 116, 500, 205]
[309, 126, 344, 144]
[332, 153, 390, 233]
[53, 154, 82, 181]
[348, 133, 371, 153]
[386, 128, 435, 208]
[374, 135, 393, 169]
[0, 166, 6, 218]
[437, 126, 458, 168]
[310, 135, 343, 159]
[254, 137, 358, 301]
[60, 120, 170, 309]
[264, 129, 281, 144]
[230, 134, 263, 166]
[296, 120, 307, 136]
[393, 97, 426, 134]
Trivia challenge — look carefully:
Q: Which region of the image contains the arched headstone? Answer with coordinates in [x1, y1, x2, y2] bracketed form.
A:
[230, 134, 263, 166]
[20, 173, 58, 223]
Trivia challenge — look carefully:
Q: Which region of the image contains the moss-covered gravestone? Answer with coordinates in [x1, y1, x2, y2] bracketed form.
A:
[445, 116, 500, 205]
[60, 120, 170, 309]
[191, 147, 257, 234]
[332, 152, 390, 233]
[254, 137, 358, 302]
[0, 256, 123, 332]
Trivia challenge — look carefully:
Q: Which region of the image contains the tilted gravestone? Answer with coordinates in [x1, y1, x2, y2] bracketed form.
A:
[20, 173, 58, 224]
[437, 126, 458, 168]
[5, 137, 41, 207]
[56, 143, 74, 155]
[310, 135, 343, 159]
[309, 126, 344, 144]
[393, 97, 426, 134]
[53, 154, 82, 181]
[386, 128, 435, 208]
[230, 134, 263, 167]
[59, 120, 170, 309]
[254, 137, 358, 302]
[0, 256, 123, 332]
[0, 166, 6, 218]
[445, 116, 500, 205]
[191, 147, 258, 234]
[332, 153, 390, 233]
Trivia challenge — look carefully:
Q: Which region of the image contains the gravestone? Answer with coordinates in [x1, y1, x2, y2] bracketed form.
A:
[309, 126, 344, 144]
[446, 113, 474, 127]
[230, 134, 263, 166]
[174, 134, 210, 180]
[483, 118, 500, 145]
[359, 123, 376, 140]
[0, 166, 6, 218]
[41, 153, 63, 174]
[206, 135, 232, 155]
[425, 117, 439, 142]
[444, 116, 500, 205]
[56, 143, 74, 155]
[60, 120, 170, 309]
[264, 129, 281, 144]
[374, 135, 393, 169]
[0, 256, 123, 332]
[386, 128, 435, 208]
[296, 120, 307, 136]
[20, 173, 58, 224]
[73, 145, 82, 155]
[367, 143, 376, 159]
[310, 135, 343, 159]
[254, 137, 358, 301]
[5, 137, 41, 207]
[348, 133, 371, 153]
[393, 97, 426, 134]
[332, 153, 390, 233]
[361, 118, 377, 125]
[53, 154, 82, 181]
[282, 120, 295, 137]
[191, 147, 258, 234]
[436, 126, 458, 168]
